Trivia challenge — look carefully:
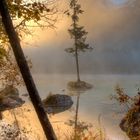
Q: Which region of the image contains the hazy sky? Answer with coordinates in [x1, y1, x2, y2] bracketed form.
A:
[23, 0, 140, 74]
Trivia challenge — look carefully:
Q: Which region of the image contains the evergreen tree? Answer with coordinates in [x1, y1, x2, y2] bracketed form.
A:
[66, 0, 93, 82]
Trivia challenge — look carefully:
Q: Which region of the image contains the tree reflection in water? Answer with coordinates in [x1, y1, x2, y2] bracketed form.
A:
[65, 86, 105, 140]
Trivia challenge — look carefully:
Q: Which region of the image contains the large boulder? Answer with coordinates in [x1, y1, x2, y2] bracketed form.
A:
[120, 106, 140, 140]
[43, 94, 73, 114]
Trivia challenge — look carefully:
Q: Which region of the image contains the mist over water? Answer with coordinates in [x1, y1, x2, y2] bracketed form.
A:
[21, 1, 140, 138]
[1, 0, 140, 140]
[21, 2, 140, 137]
[23, 0, 140, 75]
[23, 73, 140, 140]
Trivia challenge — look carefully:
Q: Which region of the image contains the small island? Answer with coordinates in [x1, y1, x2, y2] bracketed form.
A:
[65, 0, 93, 91]
[67, 81, 93, 91]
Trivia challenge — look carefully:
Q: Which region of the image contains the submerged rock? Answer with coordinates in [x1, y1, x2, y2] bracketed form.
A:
[67, 81, 93, 91]
[43, 94, 73, 114]
[0, 85, 25, 112]
[120, 106, 140, 140]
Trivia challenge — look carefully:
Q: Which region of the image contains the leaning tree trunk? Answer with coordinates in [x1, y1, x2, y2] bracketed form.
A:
[0, 0, 57, 140]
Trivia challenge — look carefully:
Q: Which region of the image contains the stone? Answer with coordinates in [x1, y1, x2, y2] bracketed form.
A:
[43, 94, 73, 114]
[0, 85, 25, 112]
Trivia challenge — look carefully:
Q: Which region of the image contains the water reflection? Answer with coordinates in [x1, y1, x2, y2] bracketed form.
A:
[0, 74, 136, 139]
[65, 87, 97, 140]
[74, 93, 80, 139]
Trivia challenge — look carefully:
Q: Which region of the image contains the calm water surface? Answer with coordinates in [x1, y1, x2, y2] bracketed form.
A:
[20, 74, 140, 140]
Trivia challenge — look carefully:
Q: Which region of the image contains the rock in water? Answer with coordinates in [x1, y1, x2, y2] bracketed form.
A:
[120, 106, 140, 140]
[43, 94, 73, 114]
[67, 81, 93, 91]
[0, 85, 25, 112]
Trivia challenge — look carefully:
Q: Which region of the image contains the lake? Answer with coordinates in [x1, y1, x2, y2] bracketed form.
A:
[18, 74, 140, 140]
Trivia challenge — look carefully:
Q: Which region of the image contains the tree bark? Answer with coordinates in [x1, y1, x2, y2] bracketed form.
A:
[75, 47, 80, 82]
[0, 0, 57, 140]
